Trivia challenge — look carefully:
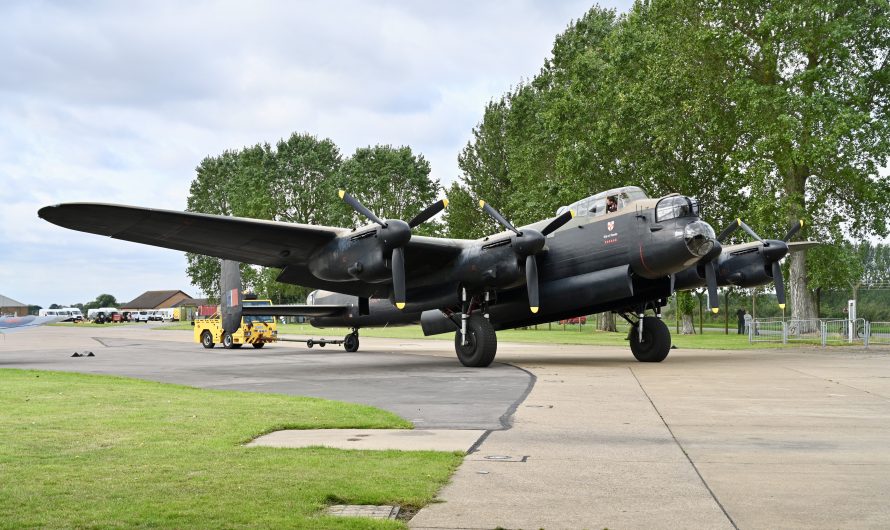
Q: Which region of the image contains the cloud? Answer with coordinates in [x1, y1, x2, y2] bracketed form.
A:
[0, 0, 633, 308]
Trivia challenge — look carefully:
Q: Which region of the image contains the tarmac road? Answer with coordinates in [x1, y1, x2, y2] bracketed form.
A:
[0, 325, 531, 430]
[3, 324, 890, 529]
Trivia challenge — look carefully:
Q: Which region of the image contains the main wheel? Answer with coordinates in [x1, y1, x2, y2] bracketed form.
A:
[201, 331, 214, 349]
[629, 316, 671, 362]
[344, 333, 359, 352]
[454, 314, 497, 367]
[222, 332, 235, 349]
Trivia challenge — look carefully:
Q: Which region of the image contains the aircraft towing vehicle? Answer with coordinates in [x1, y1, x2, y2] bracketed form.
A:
[193, 295, 278, 349]
[40, 185, 806, 366]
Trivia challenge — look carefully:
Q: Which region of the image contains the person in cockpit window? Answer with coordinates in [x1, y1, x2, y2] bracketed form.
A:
[606, 195, 618, 213]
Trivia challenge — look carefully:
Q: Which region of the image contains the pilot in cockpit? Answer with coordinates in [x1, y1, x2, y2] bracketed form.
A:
[606, 195, 618, 213]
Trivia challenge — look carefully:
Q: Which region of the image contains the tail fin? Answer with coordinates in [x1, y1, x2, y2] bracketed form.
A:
[220, 260, 242, 333]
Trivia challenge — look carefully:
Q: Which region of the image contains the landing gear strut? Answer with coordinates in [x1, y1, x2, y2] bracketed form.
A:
[454, 288, 497, 367]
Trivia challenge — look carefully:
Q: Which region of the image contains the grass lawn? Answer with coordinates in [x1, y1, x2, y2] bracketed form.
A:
[158, 320, 790, 350]
[0, 369, 462, 528]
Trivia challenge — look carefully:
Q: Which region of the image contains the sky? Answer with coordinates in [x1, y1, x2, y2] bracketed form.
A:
[0, 0, 633, 309]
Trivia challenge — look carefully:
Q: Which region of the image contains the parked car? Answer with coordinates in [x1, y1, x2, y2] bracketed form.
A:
[133, 310, 151, 322]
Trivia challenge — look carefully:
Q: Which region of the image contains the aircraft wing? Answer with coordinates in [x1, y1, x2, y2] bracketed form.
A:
[38, 203, 349, 268]
[787, 241, 820, 252]
[0, 315, 67, 332]
[39, 203, 470, 298]
[242, 305, 349, 318]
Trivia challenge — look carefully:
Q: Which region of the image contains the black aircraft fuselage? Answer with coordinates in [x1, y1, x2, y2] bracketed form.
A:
[308, 189, 716, 338]
[39, 185, 720, 366]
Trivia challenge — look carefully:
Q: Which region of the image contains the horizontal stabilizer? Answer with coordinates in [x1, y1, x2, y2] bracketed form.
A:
[241, 305, 350, 318]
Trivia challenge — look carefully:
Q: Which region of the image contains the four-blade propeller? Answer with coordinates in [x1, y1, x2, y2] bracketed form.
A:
[339, 190, 448, 309]
[479, 200, 575, 313]
[713, 218, 806, 310]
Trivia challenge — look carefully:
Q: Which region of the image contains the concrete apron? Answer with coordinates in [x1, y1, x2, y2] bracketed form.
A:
[410, 361, 732, 530]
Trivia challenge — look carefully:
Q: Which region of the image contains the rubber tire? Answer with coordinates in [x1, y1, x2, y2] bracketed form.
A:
[454, 314, 497, 367]
[629, 316, 671, 362]
[222, 333, 234, 349]
[201, 331, 214, 349]
[344, 333, 359, 352]
[252, 343, 265, 349]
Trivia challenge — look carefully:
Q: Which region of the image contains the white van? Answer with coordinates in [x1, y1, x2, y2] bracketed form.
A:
[154, 308, 175, 321]
[61, 307, 84, 322]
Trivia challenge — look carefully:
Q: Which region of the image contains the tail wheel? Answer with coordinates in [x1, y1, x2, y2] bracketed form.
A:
[201, 331, 214, 349]
[629, 316, 671, 362]
[454, 314, 497, 367]
[222, 333, 235, 349]
[344, 333, 359, 352]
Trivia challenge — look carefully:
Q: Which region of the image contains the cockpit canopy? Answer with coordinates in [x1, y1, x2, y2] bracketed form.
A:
[556, 186, 649, 218]
[655, 195, 701, 222]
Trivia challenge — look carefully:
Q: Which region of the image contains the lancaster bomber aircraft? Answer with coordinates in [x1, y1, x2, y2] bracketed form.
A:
[39, 185, 801, 367]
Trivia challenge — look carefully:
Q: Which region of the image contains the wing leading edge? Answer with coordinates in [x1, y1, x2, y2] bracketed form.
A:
[38, 203, 347, 268]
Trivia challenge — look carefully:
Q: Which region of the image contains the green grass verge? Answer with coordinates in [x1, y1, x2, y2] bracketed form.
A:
[0, 369, 462, 528]
[158, 321, 792, 350]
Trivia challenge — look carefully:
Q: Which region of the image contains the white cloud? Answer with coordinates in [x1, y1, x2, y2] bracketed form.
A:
[0, 0, 633, 308]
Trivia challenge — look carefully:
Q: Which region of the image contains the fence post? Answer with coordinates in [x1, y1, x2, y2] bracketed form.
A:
[821, 320, 826, 347]
[782, 321, 787, 344]
[865, 321, 870, 348]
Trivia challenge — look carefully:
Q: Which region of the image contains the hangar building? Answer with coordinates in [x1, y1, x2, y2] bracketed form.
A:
[0, 294, 28, 316]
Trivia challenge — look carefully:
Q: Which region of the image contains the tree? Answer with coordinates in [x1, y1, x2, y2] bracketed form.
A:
[337, 145, 442, 235]
[597, 312, 617, 332]
[185, 134, 344, 302]
[457, 0, 890, 321]
[270, 133, 343, 226]
[83, 294, 117, 311]
[677, 291, 697, 335]
[686, 0, 890, 320]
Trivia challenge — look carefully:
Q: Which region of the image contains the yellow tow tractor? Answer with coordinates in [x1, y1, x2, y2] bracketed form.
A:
[194, 299, 278, 349]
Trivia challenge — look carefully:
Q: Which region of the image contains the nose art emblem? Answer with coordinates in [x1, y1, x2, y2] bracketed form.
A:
[607, 221, 614, 231]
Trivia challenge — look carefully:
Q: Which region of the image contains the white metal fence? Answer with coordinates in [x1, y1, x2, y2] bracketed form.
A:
[869, 322, 890, 346]
[750, 317, 884, 348]
[748, 318, 785, 343]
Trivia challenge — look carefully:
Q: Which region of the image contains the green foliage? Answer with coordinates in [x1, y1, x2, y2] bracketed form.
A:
[186, 135, 442, 299]
[0, 370, 460, 528]
[82, 294, 118, 311]
[455, 0, 890, 310]
[676, 291, 697, 317]
[337, 145, 442, 235]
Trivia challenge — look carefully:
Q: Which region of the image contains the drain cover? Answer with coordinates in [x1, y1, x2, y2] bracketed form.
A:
[326, 505, 400, 520]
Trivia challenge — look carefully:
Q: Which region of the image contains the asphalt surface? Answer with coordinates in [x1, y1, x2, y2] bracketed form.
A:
[0, 325, 531, 430]
[3, 324, 890, 529]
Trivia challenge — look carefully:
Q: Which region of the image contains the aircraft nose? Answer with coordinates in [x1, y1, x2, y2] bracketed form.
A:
[684, 221, 717, 257]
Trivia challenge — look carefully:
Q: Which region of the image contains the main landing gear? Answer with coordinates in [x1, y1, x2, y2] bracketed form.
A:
[619, 311, 671, 362]
[454, 289, 498, 367]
